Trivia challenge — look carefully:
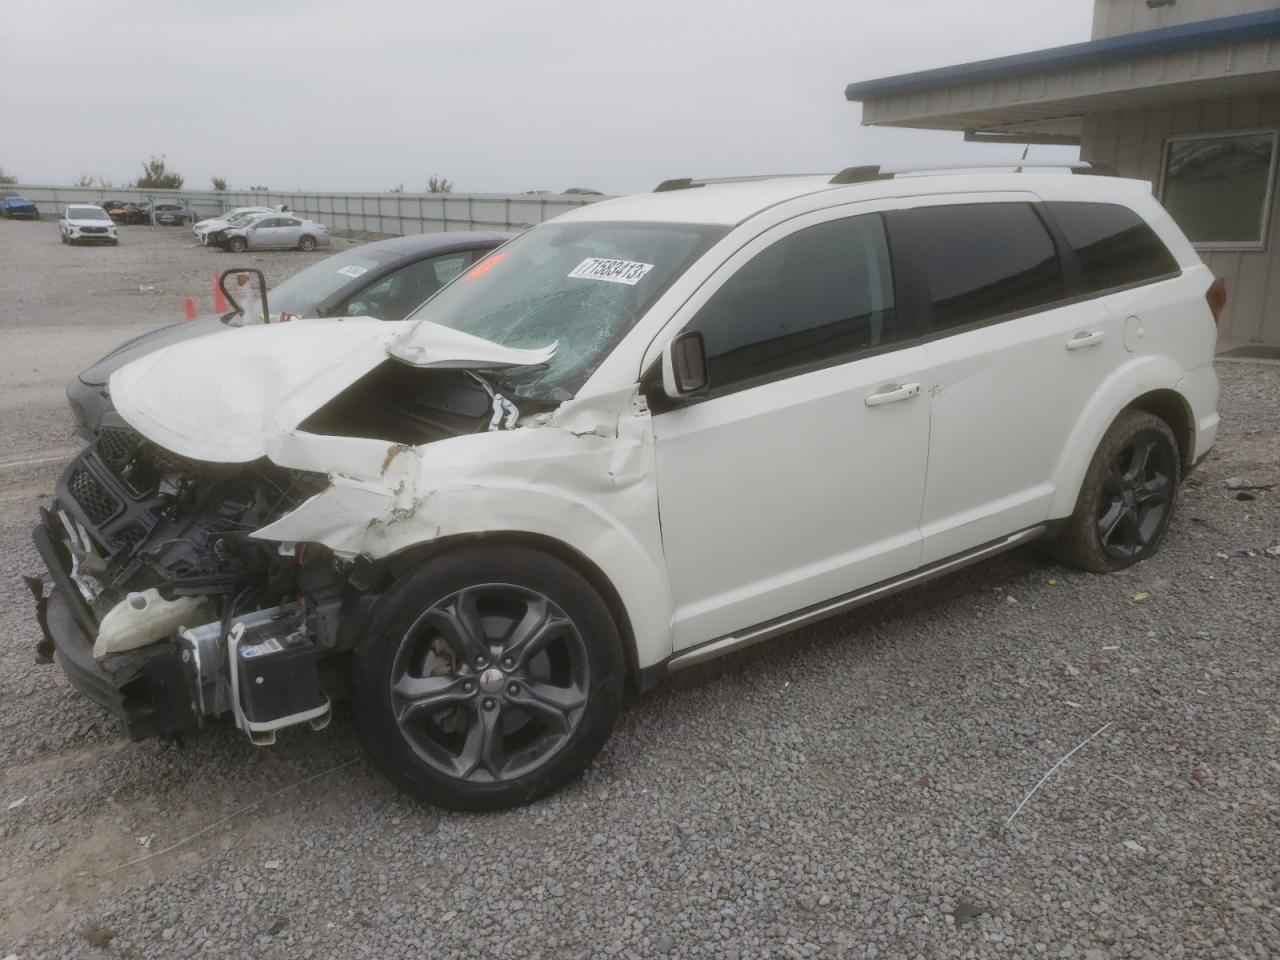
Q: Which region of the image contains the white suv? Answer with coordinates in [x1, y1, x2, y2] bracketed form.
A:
[33, 163, 1220, 810]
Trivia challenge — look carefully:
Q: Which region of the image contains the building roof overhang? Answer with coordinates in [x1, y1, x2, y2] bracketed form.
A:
[846, 9, 1280, 144]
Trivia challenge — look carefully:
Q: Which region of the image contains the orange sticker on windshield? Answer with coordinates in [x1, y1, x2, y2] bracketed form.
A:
[463, 251, 506, 281]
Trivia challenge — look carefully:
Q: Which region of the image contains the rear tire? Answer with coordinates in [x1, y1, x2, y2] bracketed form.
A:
[298, 234, 317, 251]
[352, 543, 624, 811]
[1048, 410, 1180, 573]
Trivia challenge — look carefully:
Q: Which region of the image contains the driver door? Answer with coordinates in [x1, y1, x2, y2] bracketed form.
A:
[651, 207, 930, 650]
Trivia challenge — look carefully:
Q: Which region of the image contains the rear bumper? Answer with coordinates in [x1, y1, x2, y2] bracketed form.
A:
[1180, 363, 1219, 465]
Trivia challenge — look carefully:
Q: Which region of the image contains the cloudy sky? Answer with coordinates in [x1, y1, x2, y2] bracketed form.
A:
[0, 0, 1093, 195]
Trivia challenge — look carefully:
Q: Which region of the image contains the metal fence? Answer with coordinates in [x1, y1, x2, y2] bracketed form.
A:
[4, 184, 610, 234]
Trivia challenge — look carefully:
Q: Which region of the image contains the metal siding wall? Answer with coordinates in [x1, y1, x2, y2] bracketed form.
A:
[3, 185, 605, 234]
[1082, 94, 1280, 346]
[1091, 0, 1280, 40]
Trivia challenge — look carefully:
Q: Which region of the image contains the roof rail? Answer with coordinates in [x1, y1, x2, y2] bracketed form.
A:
[656, 161, 1118, 193]
[653, 173, 827, 193]
[829, 160, 1115, 184]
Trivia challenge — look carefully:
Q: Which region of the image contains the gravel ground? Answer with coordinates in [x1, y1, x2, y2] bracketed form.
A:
[1, 218, 1278, 958]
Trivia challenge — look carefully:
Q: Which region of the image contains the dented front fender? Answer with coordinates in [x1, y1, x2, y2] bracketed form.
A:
[252, 388, 674, 670]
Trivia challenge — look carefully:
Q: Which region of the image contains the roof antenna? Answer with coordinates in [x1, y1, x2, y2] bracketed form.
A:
[1016, 142, 1030, 173]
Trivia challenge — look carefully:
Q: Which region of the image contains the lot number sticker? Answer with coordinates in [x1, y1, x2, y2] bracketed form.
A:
[568, 258, 654, 285]
[336, 265, 369, 279]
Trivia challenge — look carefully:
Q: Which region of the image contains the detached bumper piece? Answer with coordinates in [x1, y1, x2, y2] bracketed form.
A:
[31, 580, 200, 741]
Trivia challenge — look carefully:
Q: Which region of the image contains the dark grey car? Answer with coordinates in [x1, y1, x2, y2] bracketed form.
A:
[67, 231, 511, 439]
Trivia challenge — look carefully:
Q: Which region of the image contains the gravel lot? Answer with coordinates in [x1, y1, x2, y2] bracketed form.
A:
[1, 217, 1277, 959]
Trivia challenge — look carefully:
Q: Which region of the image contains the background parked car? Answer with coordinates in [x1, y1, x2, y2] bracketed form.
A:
[150, 199, 193, 226]
[192, 206, 274, 244]
[215, 213, 330, 252]
[94, 199, 128, 224]
[1, 190, 40, 220]
[66, 230, 510, 439]
[122, 202, 150, 225]
[58, 204, 119, 245]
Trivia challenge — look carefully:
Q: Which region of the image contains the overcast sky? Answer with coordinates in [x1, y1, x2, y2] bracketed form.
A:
[0, 0, 1093, 195]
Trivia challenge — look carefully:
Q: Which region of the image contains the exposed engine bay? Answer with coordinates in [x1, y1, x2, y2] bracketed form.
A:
[30, 365, 531, 743]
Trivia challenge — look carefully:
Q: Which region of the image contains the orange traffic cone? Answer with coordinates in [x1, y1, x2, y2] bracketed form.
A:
[213, 273, 228, 313]
[184, 297, 197, 320]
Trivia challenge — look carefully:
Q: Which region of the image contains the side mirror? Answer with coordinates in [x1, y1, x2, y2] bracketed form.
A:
[661, 331, 708, 399]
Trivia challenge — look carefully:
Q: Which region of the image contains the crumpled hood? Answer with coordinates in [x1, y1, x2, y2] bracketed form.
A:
[110, 317, 556, 464]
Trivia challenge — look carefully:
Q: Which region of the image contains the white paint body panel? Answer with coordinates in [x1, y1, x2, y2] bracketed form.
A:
[107, 172, 1220, 674]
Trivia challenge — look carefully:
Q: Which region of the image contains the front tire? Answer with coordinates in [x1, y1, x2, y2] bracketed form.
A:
[227, 236, 247, 253]
[352, 543, 625, 811]
[1049, 410, 1180, 573]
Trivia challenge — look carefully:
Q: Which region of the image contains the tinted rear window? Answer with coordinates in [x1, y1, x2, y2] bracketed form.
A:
[1047, 202, 1180, 292]
[909, 203, 1064, 330]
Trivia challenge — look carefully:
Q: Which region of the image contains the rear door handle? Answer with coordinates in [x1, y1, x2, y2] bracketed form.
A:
[865, 382, 921, 407]
[1066, 330, 1106, 350]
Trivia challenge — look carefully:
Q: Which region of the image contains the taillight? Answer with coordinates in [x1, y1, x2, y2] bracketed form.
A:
[1206, 277, 1227, 325]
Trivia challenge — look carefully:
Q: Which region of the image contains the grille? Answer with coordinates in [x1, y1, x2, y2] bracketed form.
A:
[68, 469, 119, 524]
[147, 445, 200, 474]
[81, 226, 108, 234]
[98, 427, 141, 468]
[112, 523, 147, 553]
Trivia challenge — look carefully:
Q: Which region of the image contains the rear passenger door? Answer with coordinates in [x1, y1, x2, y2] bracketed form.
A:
[276, 217, 304, 248]
[247, 218, 280, 249]
[903, 195, 1118, 564]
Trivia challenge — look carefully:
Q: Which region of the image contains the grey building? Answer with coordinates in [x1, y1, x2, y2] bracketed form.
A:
[845, 0, 1280, 354]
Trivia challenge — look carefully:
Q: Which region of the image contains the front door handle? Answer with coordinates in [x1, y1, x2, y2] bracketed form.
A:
[865, 382, 921, 407]
[1066, 330, 1107, 350]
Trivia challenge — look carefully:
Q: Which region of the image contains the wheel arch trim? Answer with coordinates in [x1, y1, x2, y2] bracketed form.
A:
[1049, 356, 1200, 519]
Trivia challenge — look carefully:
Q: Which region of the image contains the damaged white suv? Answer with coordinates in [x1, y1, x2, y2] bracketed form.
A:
[31, 163, 1221, 810]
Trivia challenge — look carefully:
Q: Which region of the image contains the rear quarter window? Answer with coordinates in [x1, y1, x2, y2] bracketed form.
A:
[1046, 202, 1180, 293]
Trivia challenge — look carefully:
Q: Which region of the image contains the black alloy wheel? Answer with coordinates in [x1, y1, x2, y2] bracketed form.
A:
[1048, 410, 1181, 573]
[390, 585, 590, 782]
[1096, 435, 1174, 560]
[352, 544, 624, 810]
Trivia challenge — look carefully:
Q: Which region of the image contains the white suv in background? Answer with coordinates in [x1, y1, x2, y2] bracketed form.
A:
[34, 163, 1221, 811]
[58, 204, 120, 245]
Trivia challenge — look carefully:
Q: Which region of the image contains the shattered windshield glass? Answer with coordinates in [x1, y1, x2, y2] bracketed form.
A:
[403, 221, 726, 402]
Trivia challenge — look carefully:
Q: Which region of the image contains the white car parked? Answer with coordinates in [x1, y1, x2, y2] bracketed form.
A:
[192, 207, 288, 245]
[58, 204, 119, 245]
[33, 163, 1221, 811]
[214, 212, 330, 252]
[191, 206, 279, 244]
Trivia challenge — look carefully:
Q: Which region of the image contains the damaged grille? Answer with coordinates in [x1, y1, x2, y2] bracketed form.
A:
[68, 469, 119, 524]
[98, 427, 142, 469]
[111, 523, 147, 552]
[147, 444, 202, 475]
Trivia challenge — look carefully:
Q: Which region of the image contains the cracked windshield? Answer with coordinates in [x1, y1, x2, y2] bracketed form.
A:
[404, 221, 725, 402]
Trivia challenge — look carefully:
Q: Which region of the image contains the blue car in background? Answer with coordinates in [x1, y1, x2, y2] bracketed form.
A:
[1, 190, 40, 220]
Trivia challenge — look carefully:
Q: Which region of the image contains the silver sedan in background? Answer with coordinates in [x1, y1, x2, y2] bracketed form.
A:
[214, 213, 330, 252]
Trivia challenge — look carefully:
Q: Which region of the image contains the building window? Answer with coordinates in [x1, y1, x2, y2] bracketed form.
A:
[1160, 131, 1278, 250]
